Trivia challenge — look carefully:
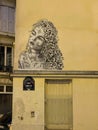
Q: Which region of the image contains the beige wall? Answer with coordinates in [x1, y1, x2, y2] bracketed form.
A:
[14, 0, 98, 70]
[12, 77, 45, 130]
[12, 76, 98, 130]
[13, 1, 98, 130]
[73, 78, 98, 130]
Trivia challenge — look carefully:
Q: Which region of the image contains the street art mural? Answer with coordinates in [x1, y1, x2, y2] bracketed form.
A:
[18, 19, 64, 70]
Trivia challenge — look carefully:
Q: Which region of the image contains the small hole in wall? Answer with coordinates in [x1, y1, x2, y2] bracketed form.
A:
[31, 111, 35, 117]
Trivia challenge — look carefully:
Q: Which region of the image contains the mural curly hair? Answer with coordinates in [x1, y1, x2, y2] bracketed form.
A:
[33, 19, 64, 70]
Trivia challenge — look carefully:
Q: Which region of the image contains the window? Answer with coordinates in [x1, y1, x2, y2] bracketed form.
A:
[0, 85, 13, 114]
[0, 85, 13, 93]
[0, 5, 15, 34]
[0, 45, 13, 72]
[0, 94, 12, 114]
[6, 86, 13, 92]
[6, 47, 12, 66]
[0, 46, 4, 68]
[0, 86, 4, 92]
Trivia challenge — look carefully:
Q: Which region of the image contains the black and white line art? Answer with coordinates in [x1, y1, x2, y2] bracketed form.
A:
[18, 19, 64, 70]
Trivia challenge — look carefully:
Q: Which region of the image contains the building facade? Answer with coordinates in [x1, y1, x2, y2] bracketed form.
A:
[12, 0, 98, 130]
[0, 0, 15, 116]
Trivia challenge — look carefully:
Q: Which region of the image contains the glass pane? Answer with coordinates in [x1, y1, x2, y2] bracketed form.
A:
[0, 6, 8, 32]
[6, 86, 13, 92]
[0, 86, 4, 92]
[6, 47, 12, 66]
[8, 7, 15, 33]
[0, 94, 12, 114]
[0, 46, 4, 66]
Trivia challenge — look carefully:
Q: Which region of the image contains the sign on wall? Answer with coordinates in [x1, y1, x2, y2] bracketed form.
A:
[23, 77, 35, 90]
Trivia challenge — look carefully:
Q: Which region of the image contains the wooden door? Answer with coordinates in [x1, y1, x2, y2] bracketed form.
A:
[45, 79, 72, 130]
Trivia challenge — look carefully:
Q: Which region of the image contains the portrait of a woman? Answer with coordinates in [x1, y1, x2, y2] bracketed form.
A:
[18, 19, 64, 70]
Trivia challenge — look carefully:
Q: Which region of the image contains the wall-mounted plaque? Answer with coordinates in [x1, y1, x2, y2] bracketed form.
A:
[23, 77, 35, 90]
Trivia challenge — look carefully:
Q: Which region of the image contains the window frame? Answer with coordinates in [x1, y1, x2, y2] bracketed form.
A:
[0, 5, 15, 34]
[0, 44, 13, 72]
[0, 85, 13, 94]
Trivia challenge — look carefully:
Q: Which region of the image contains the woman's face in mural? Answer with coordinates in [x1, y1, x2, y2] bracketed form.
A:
[18, 19, 64, 70]
[29, 26, 45, 51]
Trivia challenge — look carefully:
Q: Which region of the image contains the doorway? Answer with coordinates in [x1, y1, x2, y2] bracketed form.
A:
[45, 79, 72, 130]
